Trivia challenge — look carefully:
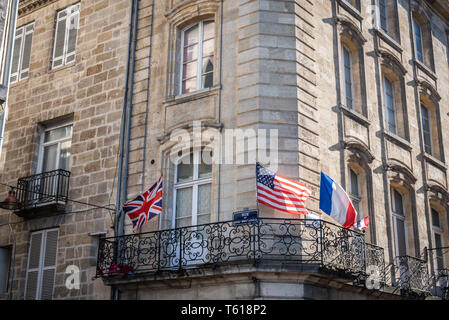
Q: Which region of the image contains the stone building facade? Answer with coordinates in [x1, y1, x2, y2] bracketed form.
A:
[98, 0, 449, 300]
[0, 0, 132, 299]
[1, 0, 449, 300]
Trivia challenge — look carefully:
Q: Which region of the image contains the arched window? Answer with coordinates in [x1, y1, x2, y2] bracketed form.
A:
[173, 149, 212, 228]
[180, 20, 215, 94]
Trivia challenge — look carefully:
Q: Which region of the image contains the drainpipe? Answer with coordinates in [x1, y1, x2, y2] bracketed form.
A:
[216, 0, 224, 222]
[112, 0, 137, 300]
[119, 0, 139, 237]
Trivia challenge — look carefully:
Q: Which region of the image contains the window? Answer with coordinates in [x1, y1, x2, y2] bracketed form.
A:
[38, 122, 73, 173]
[413, 19, 424, 63]
[173, 149, 212, 228]
[0, 247, 11, 295]
[421, 104, 432, 155]
[431, 208, 444, 271]
[383, 76, 397, 135]
[25, 229, 58, 300]
[342, 46, 354, 109]
[392, 189, 407, 257]
[349, 168, 361, 215]
[10, 22, 34, 83]
[180, 20, 215, 94]
[379, 0, 388, 32]
[52, 3, 80, 69]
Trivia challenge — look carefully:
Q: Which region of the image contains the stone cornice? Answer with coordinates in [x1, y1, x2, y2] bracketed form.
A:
[18, 0, 59, 17]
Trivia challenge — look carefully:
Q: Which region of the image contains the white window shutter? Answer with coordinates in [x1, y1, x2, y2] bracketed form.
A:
[52, 10, 68, 69]
[25, 232, 43, 300]
[40, 230, 58, 300]
[10, 29, 23, 83]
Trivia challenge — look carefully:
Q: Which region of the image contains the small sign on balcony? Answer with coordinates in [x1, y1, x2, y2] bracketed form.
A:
[233, 208, 258, 226]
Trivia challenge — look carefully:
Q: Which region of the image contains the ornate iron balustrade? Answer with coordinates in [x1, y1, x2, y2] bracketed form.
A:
[96, 218, 384, 286]
[426, 247, 449, 300]
[384, 255, 431, 297]
[16, 169, 71, 214]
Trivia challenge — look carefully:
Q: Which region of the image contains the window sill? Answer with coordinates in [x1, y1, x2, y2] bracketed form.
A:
[374, 28, 403, 53]
[340, 104, 370, 126]
[9, 77, 29, 89]
[163, 86, 221, 107]
[337, 0, 363, 21]
[383, 130, 412, 151]
[413, 59, 437, 81]
[49, 61, 76, 74]
[423, 152, 447, 171]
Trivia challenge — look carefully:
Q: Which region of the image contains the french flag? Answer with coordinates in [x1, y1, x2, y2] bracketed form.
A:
[319, 172, 357, 229]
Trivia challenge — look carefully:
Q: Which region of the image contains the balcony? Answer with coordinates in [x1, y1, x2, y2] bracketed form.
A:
[426, 247, 449, 300]
[15, 169, 71, 218]
[96, 218, 385, 290]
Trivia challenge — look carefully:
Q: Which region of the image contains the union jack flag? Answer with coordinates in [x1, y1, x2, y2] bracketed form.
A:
[123, 177, 163, 232]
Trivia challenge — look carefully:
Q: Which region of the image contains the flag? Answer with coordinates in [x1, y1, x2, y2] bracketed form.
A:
[257, 163, 312, 214]
[353, 216, 369, 230]
[123, 177, 163, 232]
[319, 172, 357, 229]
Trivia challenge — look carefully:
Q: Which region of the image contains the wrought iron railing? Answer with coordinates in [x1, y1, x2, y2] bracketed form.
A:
[16, 169, 71, 210]
[426, 247, 449, 300]
[384, 255, 431, 297]
[96, 218, 385, 286]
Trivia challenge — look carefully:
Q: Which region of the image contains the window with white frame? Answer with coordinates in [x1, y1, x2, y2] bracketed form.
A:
[52, 3, 80, 69]
[10, 22, 34, 83]
[383, 76, 397, 135]
[420, 103, 432, 155]
[392, 189, 407, 258]
[38, 122, 73, 173]
[25, 229, 58, 300]
[342, 45, 354, 109]
[173, 149, 212, 228]
[0, 246, 11, 295]
[180, 20, 215, 94]
[431, 208, 445, 271]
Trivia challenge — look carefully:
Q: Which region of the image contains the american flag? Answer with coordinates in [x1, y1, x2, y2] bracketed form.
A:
[257, 163, 312, 214]
[123, 177, 163, 232]
[353, 216, 369, 230]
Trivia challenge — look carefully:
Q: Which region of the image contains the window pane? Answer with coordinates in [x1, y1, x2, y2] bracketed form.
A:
[396, 218, 407, 257]
[435, 234, 444, 270]
[183, 61, 198, 80]
[379, 0, 388, 32]
[183, 44, 198, 62]
[343, 47, 353, 109]
[0, 247, 11, 294]
[203, 21, 215, 40]
[59, 140, 71, 170]
[431, 209, 440, 228]
[11, 36, 22, 75]
[177, 154, 194, 183]
[202, 73, 213, 89]
[54, 18, 67, 60]
[202, 38, 214, 57]
[198, 184, 211, 214]
[384, 78, 397, 134]
[182, 78, 197, 94]
[414, 20, 424, 63]
[184, 25, 199, 46]
[176, 187, 193, 226]
[43, 144, 58, 172]
[421, 105, 432, 154]
[350, 169, 359, 197]
[199, 150, 212, 178]
[44, 125, 72, 143]
[393, 189, 404, 216]
[352, 200, 360, 215]
[202, 56, 214, 74]
[66, 13, 79, 58]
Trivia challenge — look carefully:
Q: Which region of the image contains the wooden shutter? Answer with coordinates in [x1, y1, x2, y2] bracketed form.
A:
[52, 9, 68, 68]
[19, 23, 34, 80]
[25, 232, 43, 300]
[40, 230, 58, 300]
[10, 27, 23, 83]
[25, 229, 58, 300]
[65, 4, 79, 64]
